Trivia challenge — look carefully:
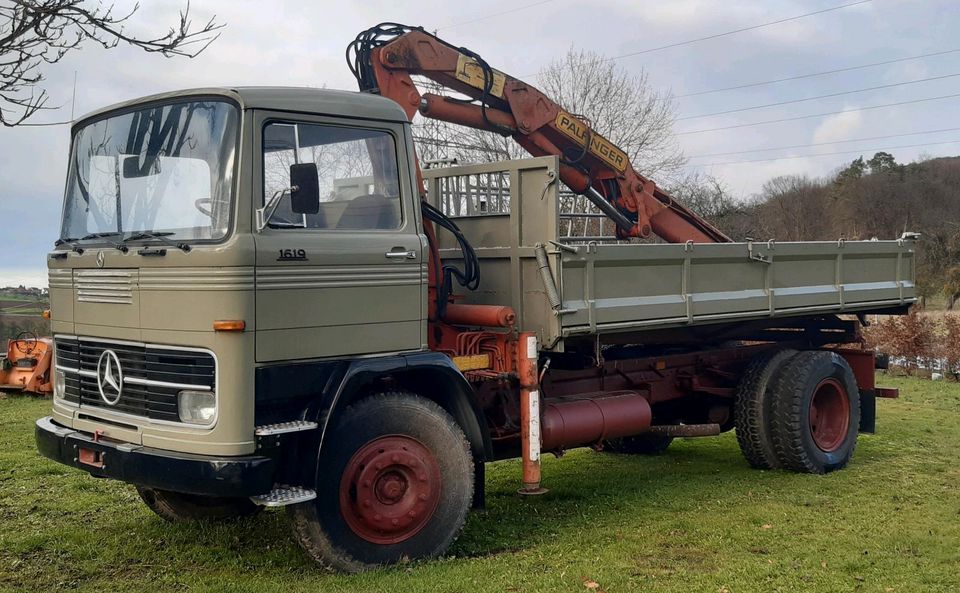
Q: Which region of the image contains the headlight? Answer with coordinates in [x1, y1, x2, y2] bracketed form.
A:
[54, 369, 66, 399]
[178, 390, 216, 425]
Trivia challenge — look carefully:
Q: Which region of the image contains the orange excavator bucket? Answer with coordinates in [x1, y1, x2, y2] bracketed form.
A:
[0, 333, 54, 396]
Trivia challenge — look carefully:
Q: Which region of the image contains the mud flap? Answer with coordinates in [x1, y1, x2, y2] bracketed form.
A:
[859, 389, 876, 434]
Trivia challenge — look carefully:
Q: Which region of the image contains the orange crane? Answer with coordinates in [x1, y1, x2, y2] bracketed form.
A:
[346, 23, 731, 244]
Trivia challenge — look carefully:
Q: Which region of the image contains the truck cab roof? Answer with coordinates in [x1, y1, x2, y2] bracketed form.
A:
[72, 86, 411, 130]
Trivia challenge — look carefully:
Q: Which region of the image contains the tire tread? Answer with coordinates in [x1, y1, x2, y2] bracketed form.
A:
[734, 349, 796, 469]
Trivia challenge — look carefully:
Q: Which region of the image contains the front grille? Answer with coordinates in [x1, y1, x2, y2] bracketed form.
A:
[55, 337, 215, 423]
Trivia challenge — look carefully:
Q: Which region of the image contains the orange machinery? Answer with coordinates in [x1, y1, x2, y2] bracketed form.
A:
[347, 23, 730, 245]
[0, 332, 53, 396]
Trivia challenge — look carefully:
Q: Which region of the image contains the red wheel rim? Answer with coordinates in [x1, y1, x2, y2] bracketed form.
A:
[339, 435, 442, 544]
[808, 378, 850, 452]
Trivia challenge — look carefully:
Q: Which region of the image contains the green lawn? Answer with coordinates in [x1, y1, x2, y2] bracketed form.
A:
[2, 375, 958, 593]
[0, 294, 42, 302]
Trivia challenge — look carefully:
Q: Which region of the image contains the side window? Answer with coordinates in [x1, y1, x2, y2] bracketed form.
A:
[262, 122, 402, 230]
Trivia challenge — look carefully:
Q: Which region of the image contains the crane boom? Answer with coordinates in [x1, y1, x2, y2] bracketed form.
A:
[347, 23, 731, 243]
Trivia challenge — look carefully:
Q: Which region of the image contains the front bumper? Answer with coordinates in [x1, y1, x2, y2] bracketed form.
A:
[35, 416, 275, 497]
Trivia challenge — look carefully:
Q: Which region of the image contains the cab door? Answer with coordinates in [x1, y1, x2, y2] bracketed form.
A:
[252, 112, 427, 362]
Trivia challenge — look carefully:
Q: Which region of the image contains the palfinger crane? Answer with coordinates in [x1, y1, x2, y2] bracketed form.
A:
[347, 23, 731, 244]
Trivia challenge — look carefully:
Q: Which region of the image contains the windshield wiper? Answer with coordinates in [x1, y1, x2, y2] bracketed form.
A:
[123, 231, 191, 252]
[78, 231, 130, 252]
[80, 231, 122, 240]
[54, 237, 84, 254]
[55, 232, 126, 253]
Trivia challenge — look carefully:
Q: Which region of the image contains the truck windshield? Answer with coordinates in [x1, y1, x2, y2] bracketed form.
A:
[61, 99, 239, 244]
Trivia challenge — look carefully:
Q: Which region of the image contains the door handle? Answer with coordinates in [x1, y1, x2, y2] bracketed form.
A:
[385, 249, 417, 260]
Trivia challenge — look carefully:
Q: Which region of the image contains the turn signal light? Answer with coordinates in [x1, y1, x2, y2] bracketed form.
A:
[213, 320, 246, 332]
[42, 309, 51, 319]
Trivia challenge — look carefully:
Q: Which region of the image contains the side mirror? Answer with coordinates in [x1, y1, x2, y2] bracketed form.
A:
[290, 163, 320, 214]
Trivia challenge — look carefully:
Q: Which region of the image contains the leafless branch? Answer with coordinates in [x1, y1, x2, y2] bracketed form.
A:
[0, 0, 223, 126]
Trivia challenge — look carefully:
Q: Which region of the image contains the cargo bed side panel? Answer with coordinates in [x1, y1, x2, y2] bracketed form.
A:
[558, 240, 916, 338]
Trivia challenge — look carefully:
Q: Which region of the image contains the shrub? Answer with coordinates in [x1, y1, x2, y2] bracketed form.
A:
[863, 310, 960, 378]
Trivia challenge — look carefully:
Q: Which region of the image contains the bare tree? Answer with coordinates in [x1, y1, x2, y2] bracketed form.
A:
[412, 48, 686, 180]
[667, 172, 734, 220]
[665, 171, 771, 241]
[0, 1, 223, 126]
[754, 175, 825, 241]
[538, 49, 685, 180]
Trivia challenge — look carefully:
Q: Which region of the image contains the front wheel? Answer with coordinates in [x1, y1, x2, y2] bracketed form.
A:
[290, 392, 474, 572]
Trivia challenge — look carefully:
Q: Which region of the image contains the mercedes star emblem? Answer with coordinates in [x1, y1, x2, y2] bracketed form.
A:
[96, 251, 105, 268]
[96, 349, 124, 405]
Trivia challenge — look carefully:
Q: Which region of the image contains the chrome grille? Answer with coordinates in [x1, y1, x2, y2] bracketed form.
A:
[55, 337, 215, 423]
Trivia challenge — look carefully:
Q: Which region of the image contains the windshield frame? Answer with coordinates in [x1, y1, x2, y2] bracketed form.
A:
[59, 94, 242, 249]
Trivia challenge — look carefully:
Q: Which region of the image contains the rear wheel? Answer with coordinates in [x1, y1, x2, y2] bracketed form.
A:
[734, 349, 797, 469]
[136, 487, 261, 522]
[290, 392, 474, 572]
[769, 351, 860, 474]
[604, 433, 673, 455]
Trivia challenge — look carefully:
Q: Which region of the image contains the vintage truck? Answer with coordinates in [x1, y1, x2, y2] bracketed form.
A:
[36, 24, 915, 572]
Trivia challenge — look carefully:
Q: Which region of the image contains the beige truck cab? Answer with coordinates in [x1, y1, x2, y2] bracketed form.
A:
[37, 87, 480, 565]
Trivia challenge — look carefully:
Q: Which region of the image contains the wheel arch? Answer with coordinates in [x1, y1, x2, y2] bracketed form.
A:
[310, 352, 492, 464]
[390, 353, 493, 463]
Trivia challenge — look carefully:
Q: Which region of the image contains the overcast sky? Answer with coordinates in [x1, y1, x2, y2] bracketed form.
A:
[2, 0, 958, 287]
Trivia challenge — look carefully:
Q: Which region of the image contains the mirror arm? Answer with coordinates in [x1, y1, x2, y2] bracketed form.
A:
[256, 185, 298, 232]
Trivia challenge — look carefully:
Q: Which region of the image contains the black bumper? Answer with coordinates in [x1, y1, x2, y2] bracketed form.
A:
[35, 416, 275, 497]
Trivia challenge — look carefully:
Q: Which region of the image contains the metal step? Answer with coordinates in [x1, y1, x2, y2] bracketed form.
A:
[254, 420, 318, 436]
[250, 485, 317, 507]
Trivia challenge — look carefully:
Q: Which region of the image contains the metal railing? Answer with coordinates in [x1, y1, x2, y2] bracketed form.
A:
[425, 157, 621, 243]
[557, 190, 619, 243]
[433, 170, 511, 217]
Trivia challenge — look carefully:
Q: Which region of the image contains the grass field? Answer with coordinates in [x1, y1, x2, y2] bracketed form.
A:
[0, 301, 46, 317]
[1, 375, 958, 593]
[0, 291, 49, 321]
[0, 294, 44, 303]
